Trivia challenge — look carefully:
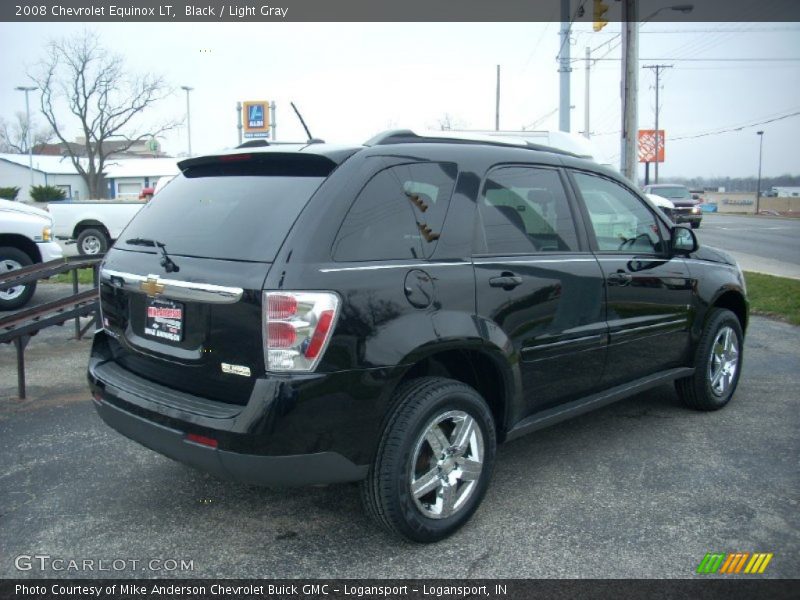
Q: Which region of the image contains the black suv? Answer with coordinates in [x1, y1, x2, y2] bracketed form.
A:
[89, 131, 748, 542]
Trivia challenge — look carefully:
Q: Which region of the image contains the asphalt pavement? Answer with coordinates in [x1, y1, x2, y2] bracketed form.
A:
[695, 214, 800, 279]
[1, 316, 798, 579]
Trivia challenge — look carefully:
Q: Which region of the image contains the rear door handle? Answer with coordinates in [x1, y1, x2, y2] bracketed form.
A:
[607, 272, 633, 286]
[489, 274, 523, 290]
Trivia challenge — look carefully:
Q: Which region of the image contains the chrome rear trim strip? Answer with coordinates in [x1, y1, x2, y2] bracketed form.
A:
[100, 269, 243, 304]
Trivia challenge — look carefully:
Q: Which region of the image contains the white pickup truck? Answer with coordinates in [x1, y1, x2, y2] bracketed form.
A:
[48, 201, 146, 256]
[48, 176, 175, 255]
[0, 199, 64, 310]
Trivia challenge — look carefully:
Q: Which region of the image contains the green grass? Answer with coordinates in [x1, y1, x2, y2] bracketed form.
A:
[744, 271, 800, 326]
[47, 268, 96, 285]
[41, 268, 800, 326]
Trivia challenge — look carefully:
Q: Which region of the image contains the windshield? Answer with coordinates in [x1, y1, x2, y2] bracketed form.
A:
[118, 173, 325, 262]
[652, 186, 690, 200]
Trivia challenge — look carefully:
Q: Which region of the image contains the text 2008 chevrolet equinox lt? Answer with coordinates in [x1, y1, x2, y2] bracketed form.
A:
[89, 131, 748, 542]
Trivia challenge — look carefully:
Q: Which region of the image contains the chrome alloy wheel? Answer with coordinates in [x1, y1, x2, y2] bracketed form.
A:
[0, 258, 25, 301]
[410, 410, 484, 520]
[707, 325, 739, 397]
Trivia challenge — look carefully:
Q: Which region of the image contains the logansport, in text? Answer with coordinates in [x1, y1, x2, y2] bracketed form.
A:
[17, 583, 504, 597]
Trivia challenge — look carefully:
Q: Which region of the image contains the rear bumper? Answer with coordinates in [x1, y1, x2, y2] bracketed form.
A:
[92, 396, 367, 486]
[87, 331, 388, 486]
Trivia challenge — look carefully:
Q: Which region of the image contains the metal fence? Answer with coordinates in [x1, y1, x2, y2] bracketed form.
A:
[0, 255, 104, 399]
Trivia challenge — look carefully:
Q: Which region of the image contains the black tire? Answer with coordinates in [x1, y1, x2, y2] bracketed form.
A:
[76, 228, 108, 255]
[361, 376, 496, 543]
[676, 308, 743, 411]
[691, 222, 701, 229]
[0, 246, 36, 311]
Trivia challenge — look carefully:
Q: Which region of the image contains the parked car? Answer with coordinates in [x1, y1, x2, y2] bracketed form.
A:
[49, 200, 146, 255]
[643, 183, 703, 228]
[0, 199, 64, 310]
[88, 130, 748, 542]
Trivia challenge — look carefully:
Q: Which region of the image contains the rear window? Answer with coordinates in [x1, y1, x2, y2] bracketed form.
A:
[118, 156, 330, 262]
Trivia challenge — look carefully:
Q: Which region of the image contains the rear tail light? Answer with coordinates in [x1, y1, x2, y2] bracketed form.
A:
[263, 291, 340, 372]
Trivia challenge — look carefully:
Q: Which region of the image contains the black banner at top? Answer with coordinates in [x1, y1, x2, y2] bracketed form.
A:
[2, 0, 800, 22]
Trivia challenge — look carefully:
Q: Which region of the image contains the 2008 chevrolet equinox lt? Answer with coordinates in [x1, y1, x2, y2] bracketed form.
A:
[89, 130, 748, 542]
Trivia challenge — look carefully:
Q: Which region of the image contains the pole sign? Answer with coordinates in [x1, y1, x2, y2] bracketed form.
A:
[242, 101, 270, 138]
[638, 129, 665, 163]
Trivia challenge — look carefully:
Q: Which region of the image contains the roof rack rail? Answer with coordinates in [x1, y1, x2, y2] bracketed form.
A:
[363, 129, 579, 158]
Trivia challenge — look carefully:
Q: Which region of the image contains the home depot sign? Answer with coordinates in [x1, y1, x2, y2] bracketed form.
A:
[638, 129, 665, 163]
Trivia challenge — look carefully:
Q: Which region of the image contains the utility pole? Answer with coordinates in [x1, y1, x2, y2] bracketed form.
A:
[15, 85, 36, 192]
[642, 65, 672, 183]
[584, 46, 591, 139]
[620, 0, 639, 182]
[756, 130, 764, 215]
[558, 0, 571, 133]
[236, 102, 243, 145]
[270, 101, 277, 141]
[180, 86, 193, 157]
[495, 65, 500, 131]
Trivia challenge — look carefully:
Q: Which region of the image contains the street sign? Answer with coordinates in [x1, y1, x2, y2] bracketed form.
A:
[242, 101, 270, 138]
[638, 129, 665, 163]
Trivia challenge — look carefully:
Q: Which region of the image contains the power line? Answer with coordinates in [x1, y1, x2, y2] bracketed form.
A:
[582, 57, 800, 62]
[584, 26, 800, 34]
[670, 110, 800, 141]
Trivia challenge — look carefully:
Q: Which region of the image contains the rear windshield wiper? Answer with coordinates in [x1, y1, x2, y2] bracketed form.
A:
[125, 238, 180, 273]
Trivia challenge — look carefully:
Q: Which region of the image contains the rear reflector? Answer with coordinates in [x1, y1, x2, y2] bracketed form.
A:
[304, 309, 335, 359]
[186, 433, 218, 448]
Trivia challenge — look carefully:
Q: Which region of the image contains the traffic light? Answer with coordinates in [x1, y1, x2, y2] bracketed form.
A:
[593, 0, 610, 32]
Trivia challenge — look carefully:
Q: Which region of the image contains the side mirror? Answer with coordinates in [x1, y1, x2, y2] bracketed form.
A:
[671, 225, 698, 255]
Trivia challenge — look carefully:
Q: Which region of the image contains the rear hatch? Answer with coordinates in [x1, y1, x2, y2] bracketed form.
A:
[99, 152, 336, 405]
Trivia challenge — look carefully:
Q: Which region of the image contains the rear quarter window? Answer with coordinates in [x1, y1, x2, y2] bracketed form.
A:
[332, 162, 457, 262]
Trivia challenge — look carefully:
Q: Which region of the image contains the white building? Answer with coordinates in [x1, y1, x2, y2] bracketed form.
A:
[770, 186, 800, 198]
[0, 154, 88, 201]
[105, 158, 179, 199]
[0, 153, 179, 201]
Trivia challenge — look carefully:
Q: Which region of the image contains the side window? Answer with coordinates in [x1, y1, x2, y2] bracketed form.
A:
[572, 172, 663, 254]
[333, 162, 456, 261]
[478, 166, 579, 255]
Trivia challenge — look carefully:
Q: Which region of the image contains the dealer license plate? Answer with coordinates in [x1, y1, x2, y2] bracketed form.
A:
[144, 297, 184, 342]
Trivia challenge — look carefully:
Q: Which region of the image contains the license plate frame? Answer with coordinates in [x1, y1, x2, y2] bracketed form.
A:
[144, 297, 184, 343]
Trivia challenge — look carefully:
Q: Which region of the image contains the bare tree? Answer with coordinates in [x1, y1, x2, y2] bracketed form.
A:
[0, 112, 53, 153]
[434, 113, 467, 131]
[31, 31, 179, 198]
